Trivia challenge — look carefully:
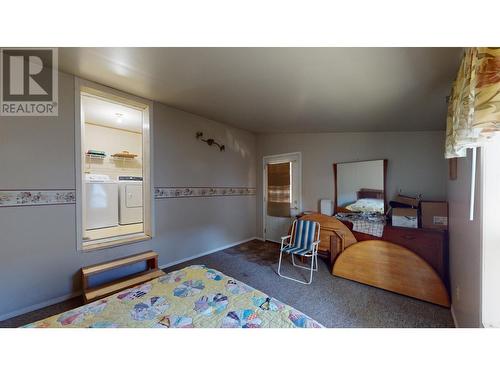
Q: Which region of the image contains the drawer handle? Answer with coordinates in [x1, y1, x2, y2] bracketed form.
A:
[402, 235, 416, 240]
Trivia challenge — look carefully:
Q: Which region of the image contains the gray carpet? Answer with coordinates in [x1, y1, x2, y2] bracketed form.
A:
[0, 239, 454, 328]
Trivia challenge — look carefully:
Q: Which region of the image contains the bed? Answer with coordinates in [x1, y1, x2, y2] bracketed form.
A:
[24, 265, 323, 328]
[336, 189, 386, 237]
[343, 189, 385, 214]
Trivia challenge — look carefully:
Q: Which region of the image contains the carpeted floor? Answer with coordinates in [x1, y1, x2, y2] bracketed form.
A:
[0, 239, 454, 328]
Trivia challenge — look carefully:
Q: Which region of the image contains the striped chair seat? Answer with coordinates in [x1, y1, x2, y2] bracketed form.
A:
[282, 245, 314, 256]
[284, 220, 317, 256]
[278, 219, 320, 284]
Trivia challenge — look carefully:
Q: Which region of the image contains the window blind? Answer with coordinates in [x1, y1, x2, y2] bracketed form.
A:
[267, 162, 291, 217]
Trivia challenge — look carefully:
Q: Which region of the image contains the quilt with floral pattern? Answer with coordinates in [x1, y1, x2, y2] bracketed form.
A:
[24, 265, 323, 328]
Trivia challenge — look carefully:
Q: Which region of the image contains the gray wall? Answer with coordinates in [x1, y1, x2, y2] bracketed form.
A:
[0, 72, 257, 319]
[447, 149, 482, 327]
[0, 73, 463, 323]
[256, 131, 447, 237]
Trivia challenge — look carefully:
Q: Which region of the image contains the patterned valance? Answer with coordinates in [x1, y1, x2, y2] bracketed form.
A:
[445, 47, 500, 158]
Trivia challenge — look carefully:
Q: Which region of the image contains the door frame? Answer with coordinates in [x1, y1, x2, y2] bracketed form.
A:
[262, 152, 302, 241]
[74, 77, 155, 252]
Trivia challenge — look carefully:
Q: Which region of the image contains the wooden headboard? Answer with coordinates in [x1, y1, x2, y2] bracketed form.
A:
[357, 188, 384, 200]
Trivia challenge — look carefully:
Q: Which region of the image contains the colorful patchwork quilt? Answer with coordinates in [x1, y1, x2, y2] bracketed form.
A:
[24, 265, 323, 328]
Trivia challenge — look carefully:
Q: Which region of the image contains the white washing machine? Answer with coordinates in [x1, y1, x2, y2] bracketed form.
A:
[118, 176, 143, 225]
[85, 174, 119, 230]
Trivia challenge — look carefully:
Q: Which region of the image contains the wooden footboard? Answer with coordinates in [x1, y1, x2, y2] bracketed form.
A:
[332, 240, 450, 307]
[298, 213, 357, 253]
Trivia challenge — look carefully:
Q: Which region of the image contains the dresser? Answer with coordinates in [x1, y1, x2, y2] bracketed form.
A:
[296, 213, 450, 293]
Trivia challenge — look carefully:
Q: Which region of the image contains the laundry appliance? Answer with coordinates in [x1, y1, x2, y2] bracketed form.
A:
[118, 176, 143, 225]
[85, 174, 119, 230]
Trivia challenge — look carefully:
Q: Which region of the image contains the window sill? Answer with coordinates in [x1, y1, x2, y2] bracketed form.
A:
[82, 233, 151, 252]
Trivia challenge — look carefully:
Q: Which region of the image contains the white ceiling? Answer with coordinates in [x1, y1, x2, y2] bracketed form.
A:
[82, 95, 143, 133]
[59, 48, 463, 133]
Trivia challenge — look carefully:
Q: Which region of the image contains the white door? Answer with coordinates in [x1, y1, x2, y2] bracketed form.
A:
[264, 153, 301, 243]
[85, 182, 119, 230]
[126, 184, 143, 207]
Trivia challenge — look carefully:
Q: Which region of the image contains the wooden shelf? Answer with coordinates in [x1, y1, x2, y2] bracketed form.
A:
[85, 154, 138, 162]
[81, 250, 163, 303]
[85, 154, 106, 160]
[82, 250, 158, 276]
[110, 156, 137, 162]
[84, 269, 165, 302]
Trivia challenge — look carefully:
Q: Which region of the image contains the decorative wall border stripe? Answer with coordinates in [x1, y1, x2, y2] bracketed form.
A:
[0, 186, 257, 207]
[154, 187, 256, 199]
[0, 190, 76, 207]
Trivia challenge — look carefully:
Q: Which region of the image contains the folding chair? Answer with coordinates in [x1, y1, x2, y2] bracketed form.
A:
[278, 219, 320, 284]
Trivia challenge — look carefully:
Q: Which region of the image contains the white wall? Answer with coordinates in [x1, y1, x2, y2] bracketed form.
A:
[256, 131, 447, 237]
[0, 72, 257, 320]
[482, 137, 500, 327]
[447, 149, 482, 327]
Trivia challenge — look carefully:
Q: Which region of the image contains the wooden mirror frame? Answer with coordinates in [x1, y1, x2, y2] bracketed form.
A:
[333, 159, 388, 214]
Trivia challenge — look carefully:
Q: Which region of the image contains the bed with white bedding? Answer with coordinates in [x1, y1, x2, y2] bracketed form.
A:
[337, 189, 386, 237]
[344, 198, 384, 214]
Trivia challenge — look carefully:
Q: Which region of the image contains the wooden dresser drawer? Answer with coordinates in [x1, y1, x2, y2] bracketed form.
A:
[381, 226, 448, 288]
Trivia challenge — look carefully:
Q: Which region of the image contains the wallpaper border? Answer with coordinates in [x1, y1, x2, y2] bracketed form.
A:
[0, 187, 256, 207]
[0, 190, 76, 207]
[154, 187, 256, 199]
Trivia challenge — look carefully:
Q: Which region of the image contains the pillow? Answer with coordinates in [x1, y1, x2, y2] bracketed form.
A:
[345, 198, 384, 213]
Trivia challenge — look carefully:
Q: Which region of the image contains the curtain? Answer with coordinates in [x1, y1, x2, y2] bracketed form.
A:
[267, 162, 291, 217]
[445, 47, 500, 158]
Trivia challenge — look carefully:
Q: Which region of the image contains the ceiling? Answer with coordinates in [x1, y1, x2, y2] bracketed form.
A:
[59, 48, 463, 133]
[82, 95, 143, 133]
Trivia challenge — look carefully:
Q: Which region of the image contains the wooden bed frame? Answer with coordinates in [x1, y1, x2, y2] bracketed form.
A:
[299, 213, 450, 307]
[357, 188, 384, 200]
[335, 189, 385, 214]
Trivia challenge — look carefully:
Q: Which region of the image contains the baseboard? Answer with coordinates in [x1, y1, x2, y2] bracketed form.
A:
[0, 237, 258, 322]
[254, 237, 265, 242]
[450, 304, 459, 328]
[159, 236, 258, 270]
[0, 291, 81, 322]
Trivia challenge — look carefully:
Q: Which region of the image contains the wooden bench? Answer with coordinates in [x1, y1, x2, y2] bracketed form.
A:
[81, 251, 165, 303]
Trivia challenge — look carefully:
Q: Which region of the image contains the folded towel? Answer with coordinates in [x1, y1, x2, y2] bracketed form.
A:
[86, 150, 106, 156]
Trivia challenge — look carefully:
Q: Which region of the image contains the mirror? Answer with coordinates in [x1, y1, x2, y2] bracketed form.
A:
[333, 159, 387, 214]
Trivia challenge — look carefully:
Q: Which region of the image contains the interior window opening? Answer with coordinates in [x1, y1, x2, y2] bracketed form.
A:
[78, 83, 152, 251]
